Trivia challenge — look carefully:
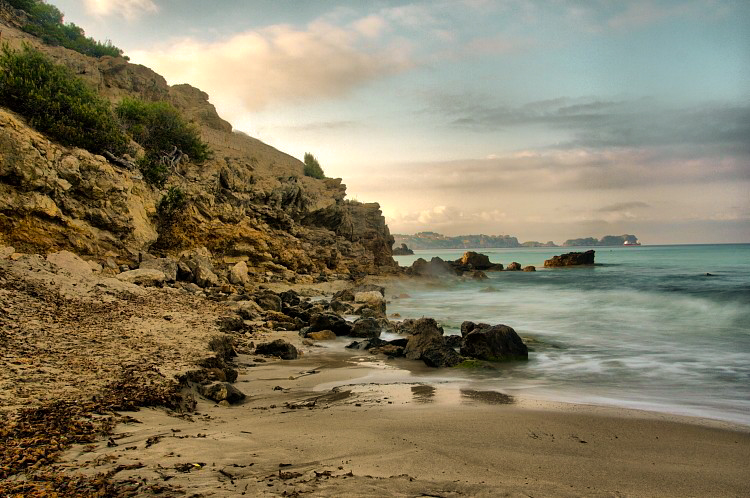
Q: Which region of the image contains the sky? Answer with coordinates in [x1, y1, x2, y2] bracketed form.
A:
[54, 0, 750, 244]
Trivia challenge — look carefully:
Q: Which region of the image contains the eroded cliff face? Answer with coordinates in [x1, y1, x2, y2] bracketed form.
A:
[0, 20, 397, 280]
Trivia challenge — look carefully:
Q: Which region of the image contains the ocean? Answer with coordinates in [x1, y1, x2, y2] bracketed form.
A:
[382, 244, 750, 425]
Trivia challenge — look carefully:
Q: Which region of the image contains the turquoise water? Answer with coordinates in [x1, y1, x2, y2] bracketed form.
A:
[388, 245, 750, 425]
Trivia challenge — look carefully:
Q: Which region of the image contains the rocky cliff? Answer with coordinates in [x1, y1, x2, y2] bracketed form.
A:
[0, 17, 397, 282]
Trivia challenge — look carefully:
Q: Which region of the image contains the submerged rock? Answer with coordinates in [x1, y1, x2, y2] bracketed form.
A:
[350, 317, 382, 338]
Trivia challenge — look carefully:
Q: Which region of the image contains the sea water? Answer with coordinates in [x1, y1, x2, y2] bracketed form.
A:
[387, 244, 750, 425]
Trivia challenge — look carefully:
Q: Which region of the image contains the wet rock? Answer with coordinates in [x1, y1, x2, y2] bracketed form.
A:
[330, 300, 353, 314]
[350, 317, 382, 338]
[460, 321, 490, 337]
[255, 339, 298, 360]
[460, 324, 528, 361]
[354, 291, 386, 315]
[140, 257, 178, 282]
[279, 290, 301, 307]
[422, 346, 462, 368]
[306, 330, 337, 340]
[506, 262, 522, 271]
[407, 257, 455, 277]
[458, 251, 492, 270]
[470, 270, 488, 280]
[346, 337, 388, 350]
[392, 243, 414, 255]
[354, 284, 386, 296]
[444, 335, 463, 348]
[544, 250, 595, 267]
[197, 382, 246, 404]
[208, 335, 237, 360]
[369, 344, 405, 357]
[402, 318, 445, 360]
[116, 268, 166, 286]
[309, 312, 352, 336]
[523, 265, 536, 272]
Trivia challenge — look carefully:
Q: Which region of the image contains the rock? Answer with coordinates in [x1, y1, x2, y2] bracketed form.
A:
[460, 321, 490, 337]
[229, 261, 249, 285]
[306, 330, 337, 340]
[421, 346, 462, 368]
[332, 289, 355, 302]
[470, 270, 488, 280]
[369, 344, 405, 357]
[354, 284, 386, 296]
[87, 260, 102, 272]
[236, 300, 263, 320]
[392, 243, 414, 255]
[217, 315, 245, 333]
[544, 250, 595, 267]
[444, 335, 463, 348]
[458, 251, 492, 270]
[255, 339, 298, 360]
[279, 290, 301, 306]
[309, 312, 352, 336]
[194, 265, 220, 288]
[197, 382, 246, 404]
[46, 251, 92, 277]
[255, 292, 282, 312]
[346, 337, 388, 350]
[460, 324, 528, 361]
[181, 249, 220, 287]
[0, 246, 15, 259]
[350, 317, 382, 338]
[354, 291, 386, 315]
[506, 262, 521, 271]
[330, 300, 353, 314]
[523, 265, 536, 272]
[401, 318, 444, 360]
[140, 257, 178, 282]
[116, 269, 166, 286]
[407, 257, 455, 277]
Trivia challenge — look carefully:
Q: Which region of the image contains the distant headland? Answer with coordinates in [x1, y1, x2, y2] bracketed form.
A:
[392, 232, 639, 250]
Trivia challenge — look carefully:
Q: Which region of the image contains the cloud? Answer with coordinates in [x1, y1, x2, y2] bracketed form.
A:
[597, 202, 650, 213]
[131, 19, 413, 113]
[83, 0, 158, 20]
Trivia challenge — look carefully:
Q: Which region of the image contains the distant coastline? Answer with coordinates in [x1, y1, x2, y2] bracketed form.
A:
[393, 232, 639, 250]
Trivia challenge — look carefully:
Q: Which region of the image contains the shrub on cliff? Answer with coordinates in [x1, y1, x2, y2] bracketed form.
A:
[116, 97, 211, 187]
[16, 0, 125, 58]
[0, 44, 128, 155]
[303, 152, 325, 179]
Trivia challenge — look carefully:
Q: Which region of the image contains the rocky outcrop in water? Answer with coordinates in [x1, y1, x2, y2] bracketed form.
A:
[459, 322, 528, 360]
[544, 250, 595, 267]
[392, 243, 414, 255]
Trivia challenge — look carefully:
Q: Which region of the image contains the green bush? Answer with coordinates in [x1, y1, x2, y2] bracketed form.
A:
[116, 97, 211, 187]
[303, 152, 325, 179]
[157, 186, 187, 218]
[18, 1, 125, 58]
[0, 44, 128, 155]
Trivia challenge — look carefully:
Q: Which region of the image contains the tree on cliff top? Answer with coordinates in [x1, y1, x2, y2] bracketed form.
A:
[303, 152, 325, 179]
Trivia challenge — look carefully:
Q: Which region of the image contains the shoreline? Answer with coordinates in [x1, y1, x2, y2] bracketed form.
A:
[57, 348, 750, 497]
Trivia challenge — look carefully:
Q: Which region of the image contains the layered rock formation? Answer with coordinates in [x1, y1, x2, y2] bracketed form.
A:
[0, 20, 397, 281]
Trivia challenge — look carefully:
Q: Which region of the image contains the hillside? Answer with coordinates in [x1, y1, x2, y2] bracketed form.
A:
[0, 5, 397, 282]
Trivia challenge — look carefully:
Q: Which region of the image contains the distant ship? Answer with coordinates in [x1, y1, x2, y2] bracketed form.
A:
[623, 240, 641, 246]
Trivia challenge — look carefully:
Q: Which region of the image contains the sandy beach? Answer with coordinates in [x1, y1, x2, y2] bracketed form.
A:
[2, 253, 749, 497]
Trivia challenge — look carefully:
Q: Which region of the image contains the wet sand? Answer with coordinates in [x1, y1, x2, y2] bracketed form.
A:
[59, 346, 750, 497]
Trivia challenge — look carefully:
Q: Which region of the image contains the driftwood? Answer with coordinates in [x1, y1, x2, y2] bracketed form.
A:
[103, 151, 135, 170]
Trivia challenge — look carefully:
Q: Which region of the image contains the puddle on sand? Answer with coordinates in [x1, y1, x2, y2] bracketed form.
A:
[411, 385, 436, 403]
[460, 389, 515, 405]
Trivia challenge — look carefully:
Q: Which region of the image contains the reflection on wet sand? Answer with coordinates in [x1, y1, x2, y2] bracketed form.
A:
[460, 389, 515, 405]
[411, 385, 436, 403]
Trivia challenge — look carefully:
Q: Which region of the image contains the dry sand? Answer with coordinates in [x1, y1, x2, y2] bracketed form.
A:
[2, 252, 749, 496]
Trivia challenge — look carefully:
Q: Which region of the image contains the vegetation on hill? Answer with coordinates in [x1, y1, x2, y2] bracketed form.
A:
[117, 97, 211, 187]
[9, 0, 125, 58]
[0, 44, 128, 155]
[303, 152, 325, 179]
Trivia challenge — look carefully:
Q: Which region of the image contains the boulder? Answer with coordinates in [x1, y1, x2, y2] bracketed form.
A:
[140, 257, 178, 282]
[350, 317, 382, 338]
[523, 265, 536, 272]
[116, 269, 166, 287]
[255, 339, 298, 360]
[194, 265, 220, 288]
[402, 318, 445, 360]
[181, 248, 220, 287]
[197, 382, 246, 404]
[421, 346, 462, 368]
[506, 262, 521, 271]
[306, 330, 337, 340]
[332, 289, 355, 302]
[544, 250, 595, 267]
[236, 300, 263, 320]
[330, 300, 353, 314]
[460, 324, 528, 361]
[46, 250, 92, 277]
[407, 257, 455, 277]
[279, 290, 301, 306]
[444, 335, 463, 348]
[460, 321, 490, 337]
[354, 291, 386, 315]
[392, 243, 414, 255]
[354, 284, 386, 296]
[255, 292, 282, 312]
[458, 251, 492, 270]
[309, 312, 352, 336]
[346, 337, 388, 350]
[369, 344, 405, 357]
[229, 261, 249, 285]
[470, 270, 488, 280]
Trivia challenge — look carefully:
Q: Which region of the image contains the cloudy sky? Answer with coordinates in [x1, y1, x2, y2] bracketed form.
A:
[56, 0, 749, 244]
